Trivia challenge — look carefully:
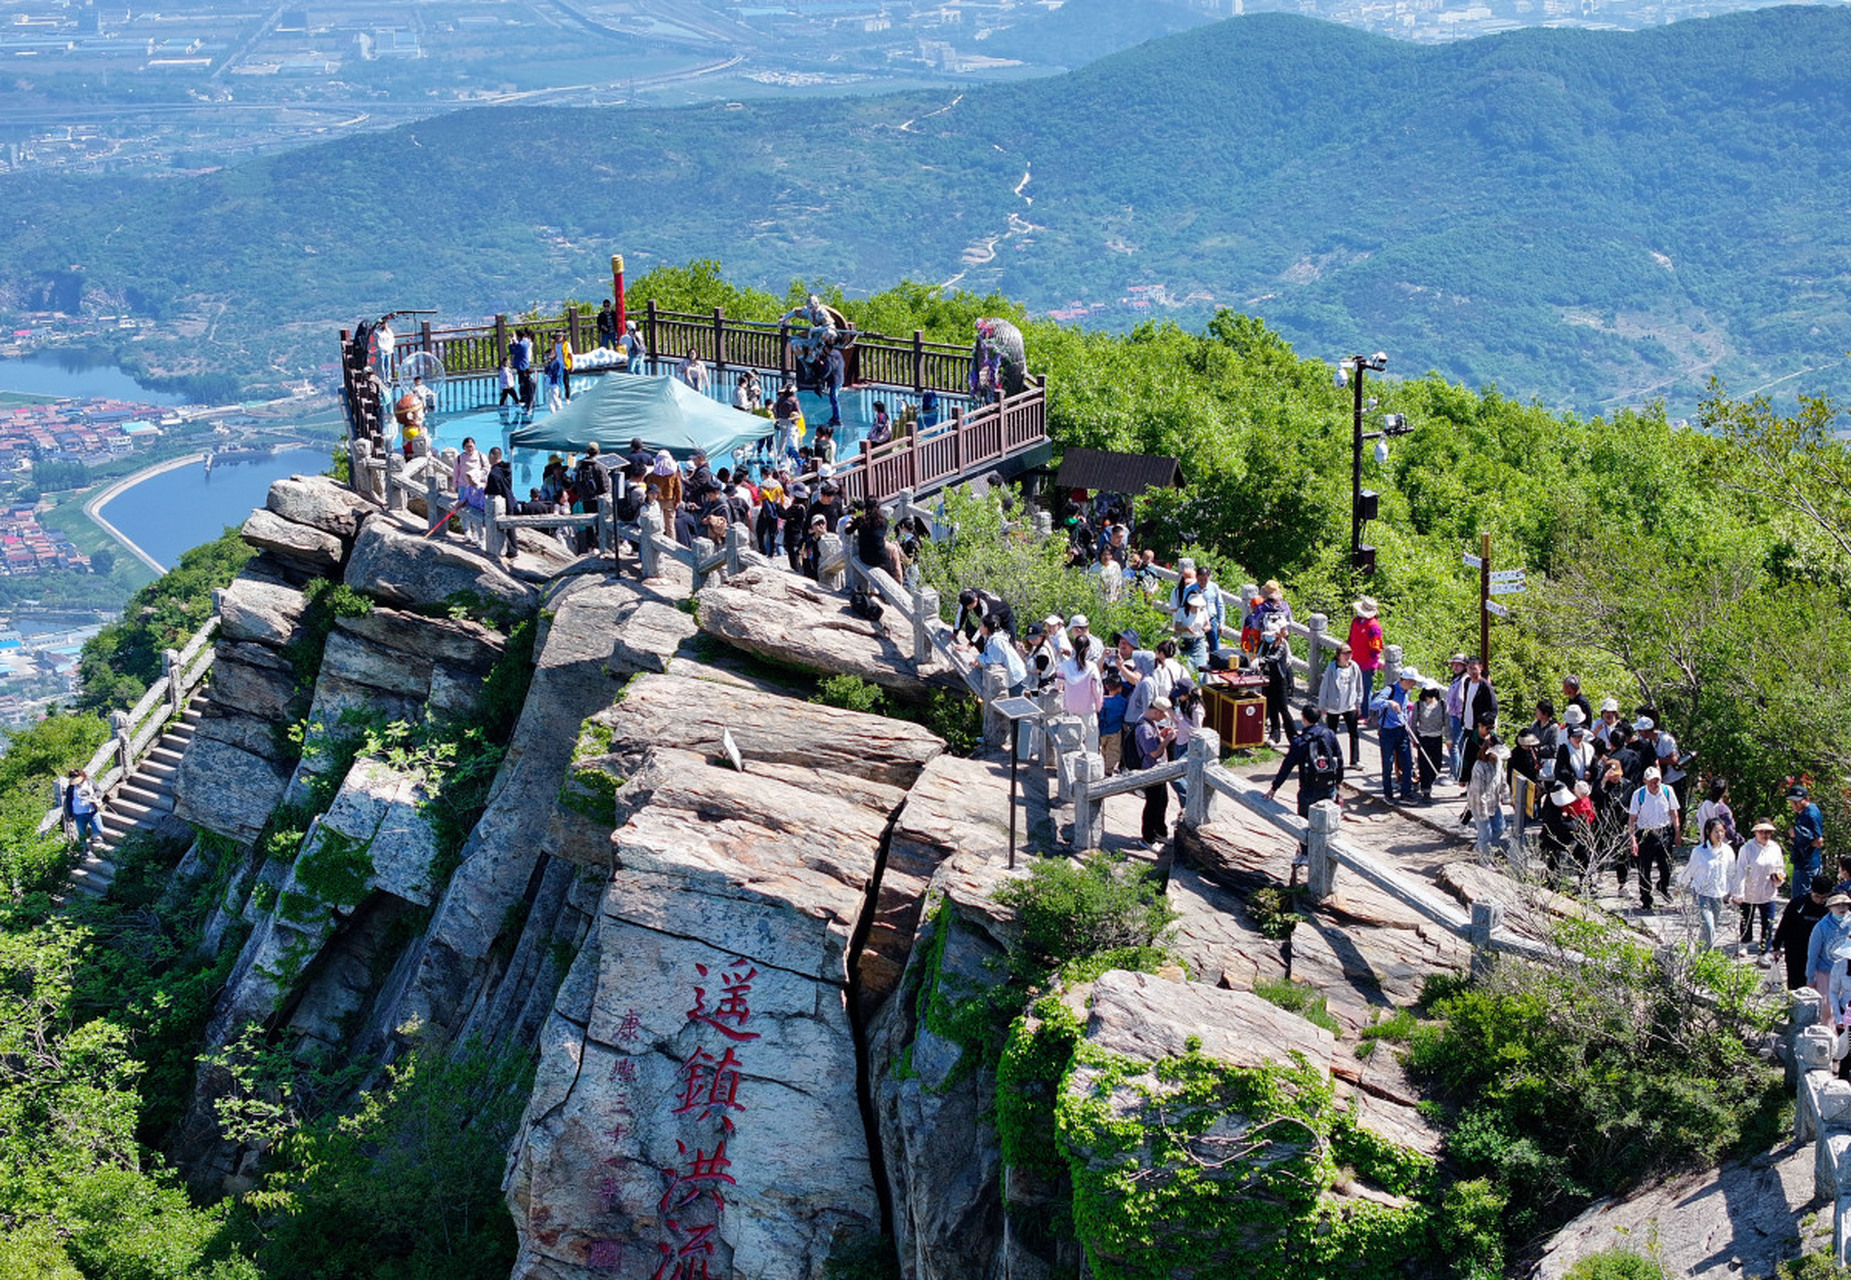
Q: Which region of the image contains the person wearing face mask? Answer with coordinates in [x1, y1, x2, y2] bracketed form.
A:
[1810, 891, 1851, 1024]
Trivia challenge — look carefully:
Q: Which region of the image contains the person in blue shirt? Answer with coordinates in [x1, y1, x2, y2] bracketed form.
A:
[1098, 670, 1129, 776]
[1369, 669, 1419, 803]
[1792, 785, 1826, 887]
[1808, 892, 1851, 1021]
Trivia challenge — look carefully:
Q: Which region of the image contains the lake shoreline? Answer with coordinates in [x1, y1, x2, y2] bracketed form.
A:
[83, 453, 209, 575]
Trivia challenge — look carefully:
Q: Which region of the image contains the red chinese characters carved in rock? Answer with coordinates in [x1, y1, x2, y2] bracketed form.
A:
[686, 962, 761, 1042]
[670, 1046, 747, 1134]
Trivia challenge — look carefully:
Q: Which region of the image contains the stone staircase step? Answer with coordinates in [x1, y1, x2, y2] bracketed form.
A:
[138, 759, 179, 781]
[147, 745, 186, 767]
[116, 782, 173, 811]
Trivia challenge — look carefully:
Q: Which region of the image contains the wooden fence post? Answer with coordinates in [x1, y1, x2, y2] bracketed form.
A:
[913, 587, 938, 672]
[912, 330, 925, 393]
[1069, 752, 1104, 852]
[713, 307, 727, 369]
[494, 314, 508, 363]
[1184, 730, 1219, 827]
[639, 503, 663, 579]
[568, 306, 581, 352]
[646, 300, 660, 375]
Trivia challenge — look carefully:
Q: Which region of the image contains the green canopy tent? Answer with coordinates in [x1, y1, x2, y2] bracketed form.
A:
[507, 375, 766, 461]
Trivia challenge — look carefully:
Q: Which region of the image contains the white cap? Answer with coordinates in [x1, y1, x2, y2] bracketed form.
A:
[1068, 614, 1089, 629]
[1644, 766, 1662, 781]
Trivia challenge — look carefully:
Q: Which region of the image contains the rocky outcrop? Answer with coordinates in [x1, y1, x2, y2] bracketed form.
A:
[298, 605, 507, 743]
[216, 577, 309, 648]
[508, 745, 900, 1279]
[696, 565, 952, 697]
[240, 508, 344, 574]
[344, 517, 538, 615]
[266, 474, 373, 541]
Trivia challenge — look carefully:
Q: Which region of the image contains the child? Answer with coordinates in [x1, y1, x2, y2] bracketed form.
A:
[1099, 670, 1128, 776]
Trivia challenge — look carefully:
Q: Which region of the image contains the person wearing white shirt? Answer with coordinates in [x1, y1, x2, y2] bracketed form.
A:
[1628, 768, 1681, 911]
[978, 615, 1026, 696]
[1731, 819, 1786, 960]
[1677, 817, 1736, 950]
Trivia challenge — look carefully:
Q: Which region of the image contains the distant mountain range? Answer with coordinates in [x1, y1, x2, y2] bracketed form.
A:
[3, 6, 1849, 413]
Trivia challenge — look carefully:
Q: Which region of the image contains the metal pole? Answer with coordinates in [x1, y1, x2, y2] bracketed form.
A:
[611, 254, 625, 335]
[1479, 531, 1492, 671]
[1351, 356, 1365, 579]
[1008, 731, 1020, 870]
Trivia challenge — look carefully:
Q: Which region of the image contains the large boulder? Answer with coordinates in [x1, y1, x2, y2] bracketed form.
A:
[696, 565, 954, 696]
[335, 606, 505, 672]
[172, 735, 291, 844]
[507, 741, 895, 1280]
[266, 474, 374, 542]
[217, 577, 309, 648]
[343, 517, 538, 616]
[585, 671, 943, 793]
[241, 508, 344, 573]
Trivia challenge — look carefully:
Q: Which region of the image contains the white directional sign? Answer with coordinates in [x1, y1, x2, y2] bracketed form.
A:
[1485, 600, 1510, 617]
[1489, 581, 1525, 596]
[1463, 553, 1483, 569]
[1489, 569, 1525, 583]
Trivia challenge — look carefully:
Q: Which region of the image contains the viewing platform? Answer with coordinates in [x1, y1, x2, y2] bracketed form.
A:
[338, 301, 1052, 505]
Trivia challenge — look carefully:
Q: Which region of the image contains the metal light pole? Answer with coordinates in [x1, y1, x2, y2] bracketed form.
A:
[1338, 352, 1411, 584]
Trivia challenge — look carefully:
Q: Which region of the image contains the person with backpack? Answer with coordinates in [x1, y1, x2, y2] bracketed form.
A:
[620, 320, 647, 372]
[1267, 705, 1344, 818]
[1628, 766, 1681, 911]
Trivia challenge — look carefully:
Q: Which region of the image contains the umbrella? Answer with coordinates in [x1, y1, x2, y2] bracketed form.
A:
[508, 374, 766, 460]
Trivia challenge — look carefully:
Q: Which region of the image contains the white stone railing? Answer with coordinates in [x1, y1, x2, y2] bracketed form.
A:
[38, 605, 220, 836]
[1785, 987, 1851, 1265]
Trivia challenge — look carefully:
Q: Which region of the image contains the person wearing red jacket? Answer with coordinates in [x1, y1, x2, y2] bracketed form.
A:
[1346, 597, 1384, 719]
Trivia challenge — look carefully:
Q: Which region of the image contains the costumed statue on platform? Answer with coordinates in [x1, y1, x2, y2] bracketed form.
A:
[969, 317, 1027, 404]
[780, 293, 857, 426]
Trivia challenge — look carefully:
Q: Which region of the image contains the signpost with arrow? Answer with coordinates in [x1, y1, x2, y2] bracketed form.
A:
[1466, 534, 1525, 667]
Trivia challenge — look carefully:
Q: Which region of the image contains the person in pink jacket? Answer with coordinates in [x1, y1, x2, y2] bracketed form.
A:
[1346, 597, 1385, 719]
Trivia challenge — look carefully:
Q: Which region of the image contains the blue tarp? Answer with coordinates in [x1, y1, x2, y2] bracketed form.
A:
[507, 375, 766, 461]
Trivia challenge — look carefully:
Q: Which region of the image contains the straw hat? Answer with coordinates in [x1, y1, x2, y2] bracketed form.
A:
[1353, 597, 1379, 618]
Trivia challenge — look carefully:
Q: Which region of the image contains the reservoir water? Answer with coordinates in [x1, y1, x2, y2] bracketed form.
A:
[0, 350, 186, 405]
[98, 448, 329, 572]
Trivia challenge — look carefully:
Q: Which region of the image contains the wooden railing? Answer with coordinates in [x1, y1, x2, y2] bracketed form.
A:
[638, 301, 973, 395]
[39, 609, 219, 836]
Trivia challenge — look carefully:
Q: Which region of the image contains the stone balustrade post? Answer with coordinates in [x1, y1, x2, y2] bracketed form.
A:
[598, 494, 616, 556]
[1380, 642, 1404, 691]
[211, 587, 225, 617]
[1030, 689, 1062, 763]
[1184, 729, 1220, 828]
[1306, 800, 1340, 901]
[913, 587, 939, 673]
[1069, 751, 1104, 852]
[692, 537, 717, 593]
[1793, 988, 1827, 1090]
[386, 453, 407, 512]
[162, 648, 183, 715]
[639, 502, 664, 579]
[981, 665, 1009, 751]
[425, 464, 442, 534]
[818, 533, 846, 591]
[111, 710, 132, 775]
[1047, 716, 1086, 802]
[486, 496, 507, 559]
[1469, 900, 1505, 978]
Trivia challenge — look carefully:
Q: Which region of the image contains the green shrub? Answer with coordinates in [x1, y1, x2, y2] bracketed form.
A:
[1246, 885, 1302, 941]
[1564, 1249, 1667, 1280]
[814, 674, 888, 714]
[1252, 976, 1341, 1035]
[993, 852, 1177, 981]
[822, 1231, 901, 1280]
[1779, 1251, 1848, 1279]
[1434, 1177, 1507, 1278]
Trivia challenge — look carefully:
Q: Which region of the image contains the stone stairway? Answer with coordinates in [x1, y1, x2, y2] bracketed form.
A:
[67, 693, 207, 899]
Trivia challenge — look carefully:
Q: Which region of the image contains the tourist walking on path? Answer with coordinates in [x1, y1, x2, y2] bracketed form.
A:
[621, 320, 647, 372]
[645, 451, 682, 532]
[1791, 785, 1826, 887]
[1370, 669, 1419, 803]
[678, 349, 709, 393]
[1678, 817, 1736, 950]
[1808, 892, 1851, 1023]
[1267, 704, 1345, 818]
[1466, 737, 1510, 856]
[1412, 682, 1448, 801]
[1346, 598, 1384, 717]
[1561, 675, 1593, 729]
[1317, 642, 1364, 766]
[1694, 779, 1740, 850]
[1628, 767, 1680, 911]
[1732, 818, 1786, 960]
[1776, 874, 1835, 992]
[64, 768, 99, 852]
[1255, 616, 1293, 745]
[1444, 653, 1469, 774]
[1134, 698, 1176, 848]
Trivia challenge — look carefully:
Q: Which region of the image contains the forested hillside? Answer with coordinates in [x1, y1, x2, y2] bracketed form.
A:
[2, 8, 1849, 411]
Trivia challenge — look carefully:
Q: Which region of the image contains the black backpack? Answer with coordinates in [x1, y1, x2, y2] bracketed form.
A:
[1307, 727, 1340, 782]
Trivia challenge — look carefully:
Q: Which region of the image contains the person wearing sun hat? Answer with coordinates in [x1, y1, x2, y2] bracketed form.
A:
[1627, 766, 1680, 911]
[1345, 597, 1385, 718]
[1732, 819, 1786, 961]
[1808, 891, 1851, 1023]
[1538, 780, 1584, 882]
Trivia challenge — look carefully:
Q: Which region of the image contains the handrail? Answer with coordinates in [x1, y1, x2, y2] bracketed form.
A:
[37, 609, 220, 839]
